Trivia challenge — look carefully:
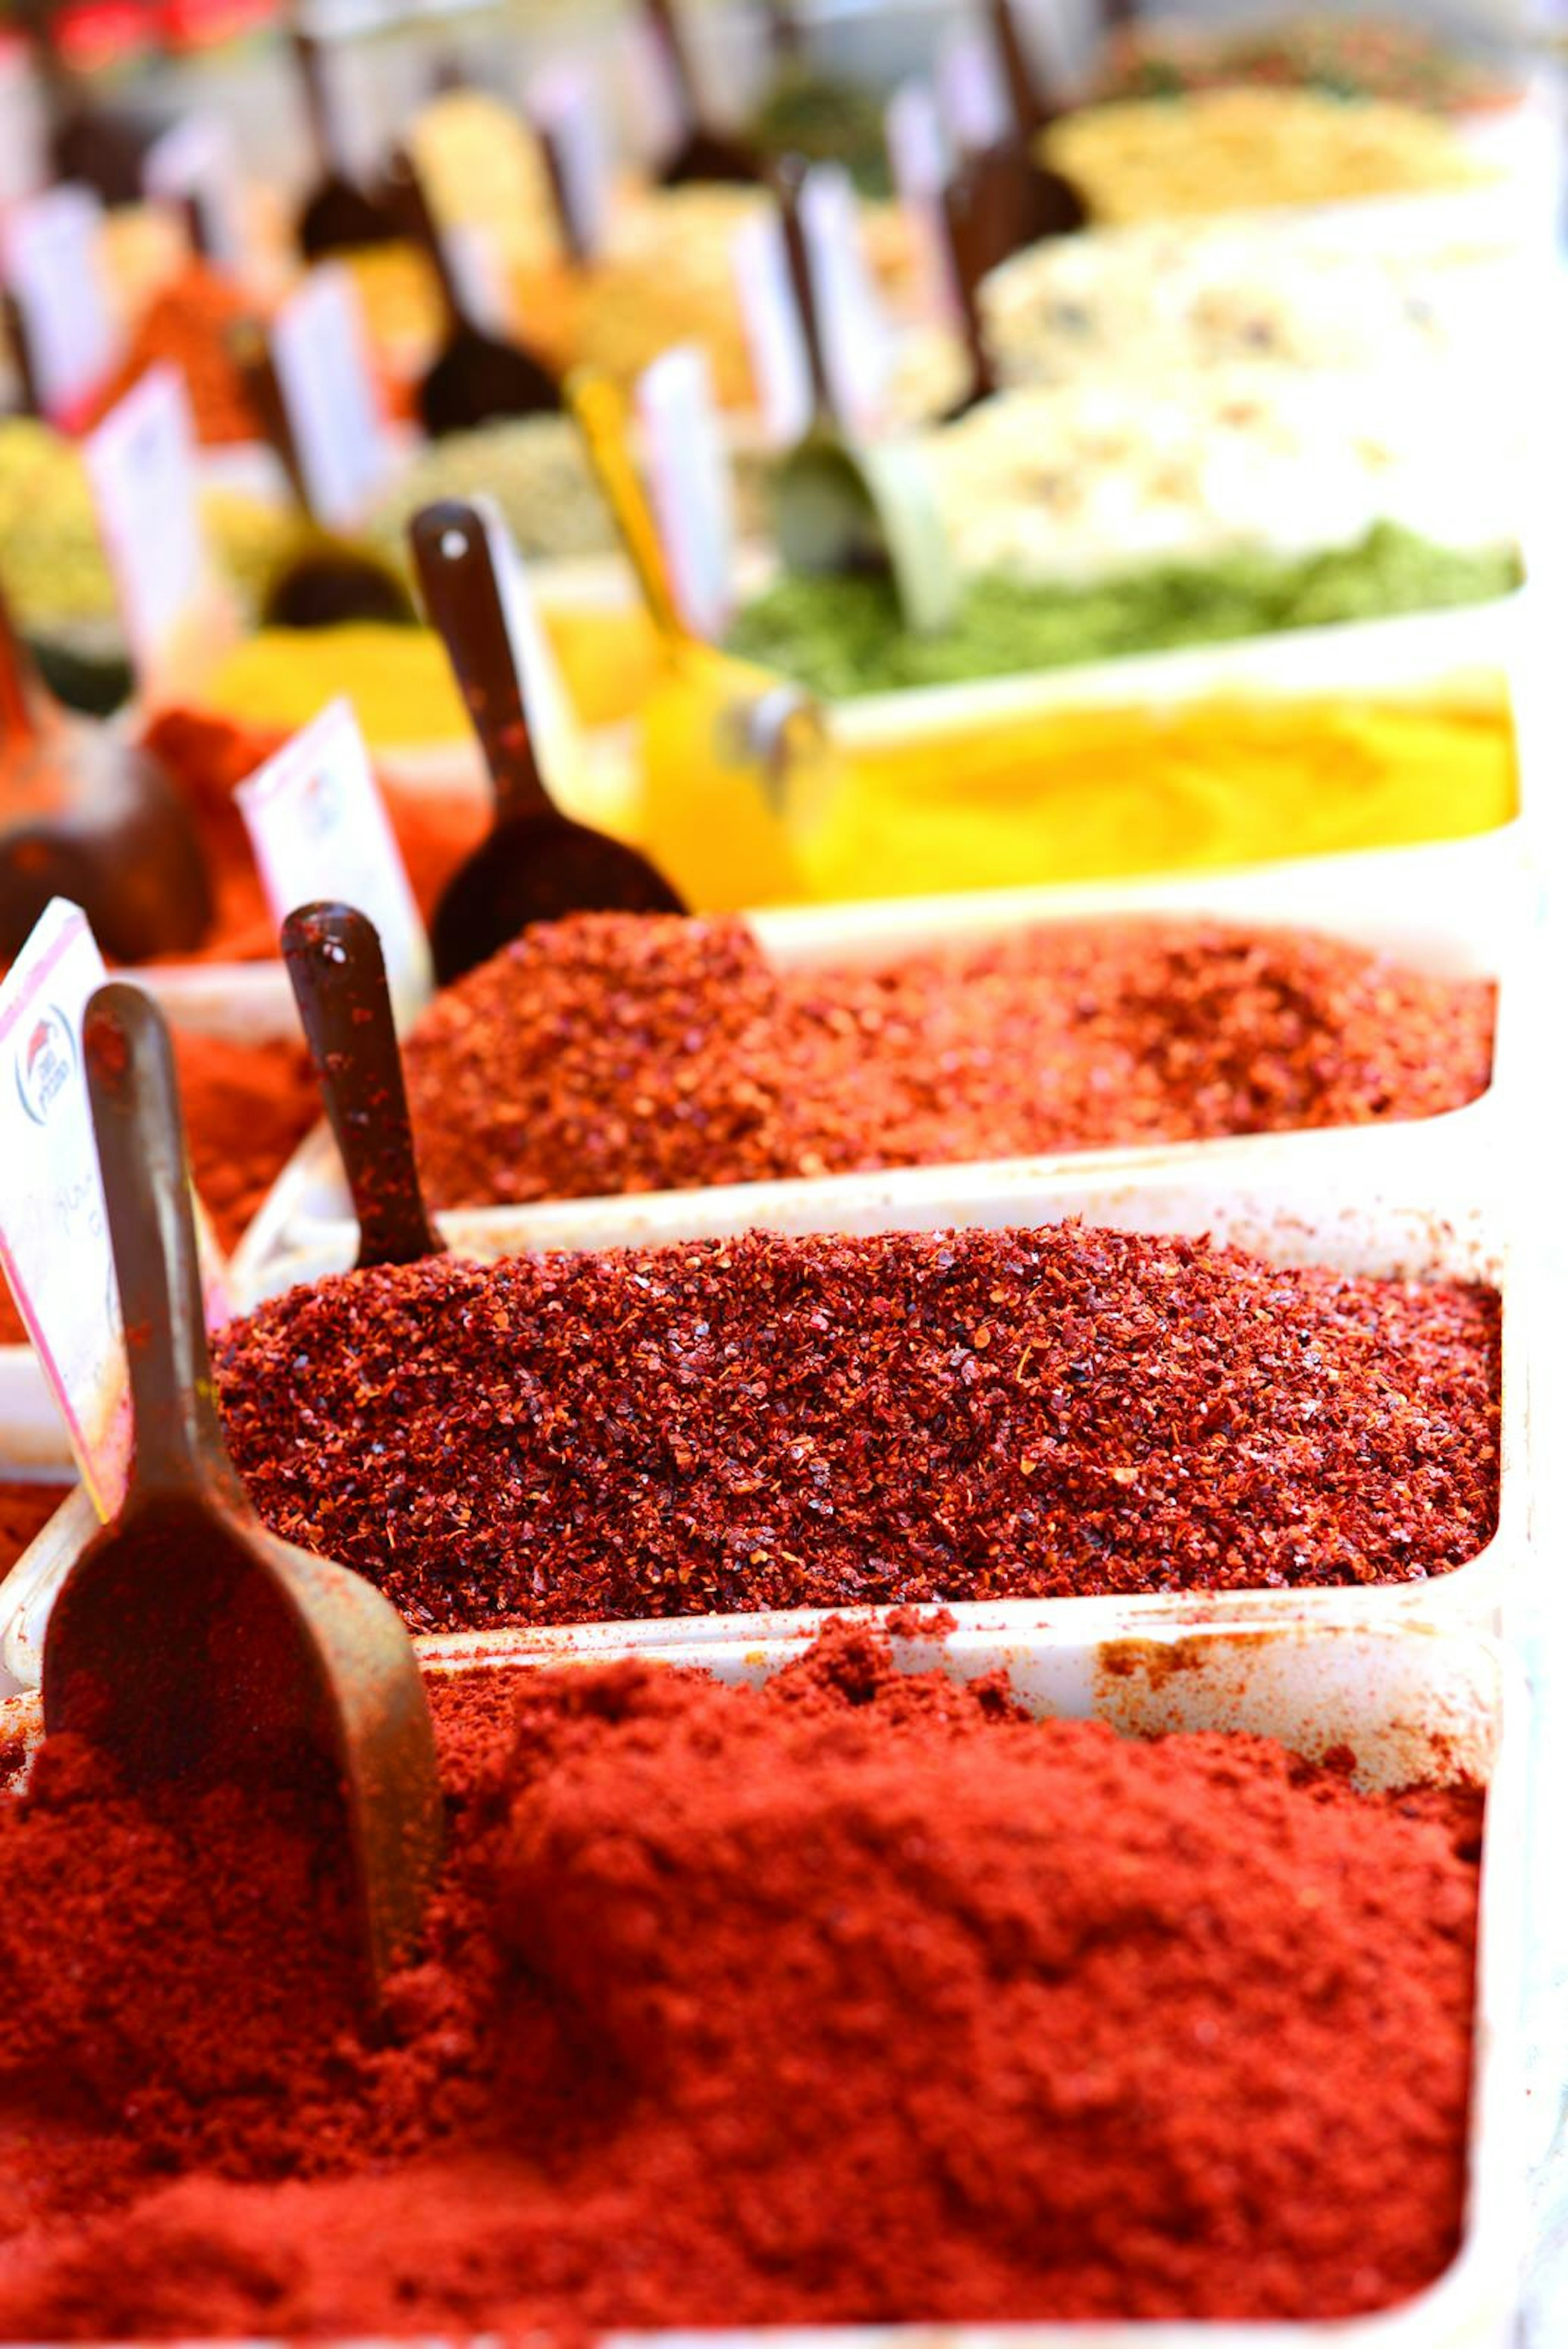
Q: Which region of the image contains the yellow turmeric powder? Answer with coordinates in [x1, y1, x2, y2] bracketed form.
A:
[793, 688, 1518, 903]
[196, 603, 659, 748]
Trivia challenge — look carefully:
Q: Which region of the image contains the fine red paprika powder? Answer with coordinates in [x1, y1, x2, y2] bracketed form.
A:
[0, 1623, 1482, 2336]
[214, 1222, 1501, 1630]
[0, 1481, 71, 1575]
[403, 911, 1497, 1209]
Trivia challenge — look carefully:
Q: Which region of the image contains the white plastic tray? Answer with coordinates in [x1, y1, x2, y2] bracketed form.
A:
[0, 1150, 1522, 1684]
[235, 828, 1523, 1300]
[0, 1615, 1525, 2347]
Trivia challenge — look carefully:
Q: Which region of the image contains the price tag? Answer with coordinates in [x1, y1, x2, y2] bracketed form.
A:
[443, 221, 510, 336]
[731, 208, 812, 446]
[82, 366, 217, 686]
[142, 111, 245, 266]
[528, 56, 612, 261]
[799, 166, 892, 436]
[886, 81, 960, 323]
[636, 345, 735, 641]
[236, 700, 434, 1033]
[473, 497, 587, 809]
[2, 184, 118, 425]
[937, 27, 1011, 154]
[0, 901, 231, 1517]
[268, 265, 391, 529]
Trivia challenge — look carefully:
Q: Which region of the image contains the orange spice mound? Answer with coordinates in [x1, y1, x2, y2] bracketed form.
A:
[83, 265, 263, 448]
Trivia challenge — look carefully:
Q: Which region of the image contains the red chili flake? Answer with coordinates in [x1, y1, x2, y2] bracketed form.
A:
[212, 1222, 1501, 1632]
[401, 913, 1497, 1209]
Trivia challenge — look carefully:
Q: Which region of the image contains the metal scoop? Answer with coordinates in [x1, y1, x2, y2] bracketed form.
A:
[0, 588, 214, 965]
[410, 497, 683, 984]
[644, 0, 763, 186]
[771, 158, 957, 637]
[292, 24, 402, 261]
[42, 982, 442, 1998]
[282, 900, 446, 1269]
[387, 147, 563, 440]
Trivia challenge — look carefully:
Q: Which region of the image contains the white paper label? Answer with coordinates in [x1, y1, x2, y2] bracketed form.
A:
[528, 56, 612, 260]
[732, 209, 812, 447]
[142, 111, 245, 267]
[0, 902, 125, 1510]
[443, 222, 510, 336]
[2, 184, 118, 423]
[236, 700, 433, 1033]
[886, 81, 960, 323]
[799, 166, 892, 436]
[268, 265, 391, 529]
[636, 345, 735, 642]
[473, 497, 585, 807]
[82, 365, 210, 681]
[937, 27, 1011, 153]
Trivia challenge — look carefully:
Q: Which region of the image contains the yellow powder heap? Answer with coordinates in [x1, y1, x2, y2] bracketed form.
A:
[793, 688, 1518, 902]
[1042, 87, 1483, 224]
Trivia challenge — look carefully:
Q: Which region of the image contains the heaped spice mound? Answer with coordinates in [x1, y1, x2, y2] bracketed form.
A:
[0, 1628, 1482, 2336]
[214, 1223, 1501, 1629]
[401, 911, 1494, 1208]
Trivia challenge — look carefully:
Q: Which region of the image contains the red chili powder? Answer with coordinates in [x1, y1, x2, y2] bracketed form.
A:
[0, 1481, 71, 1574]
[0, 1624, 1482, 2335]
[135, 709, 486, 964]
[403, 911, 1497, 1208]
[213, 1224, 1501, 1630]
[0, 1027, 316, 1350]
[81, 264, 263, 447]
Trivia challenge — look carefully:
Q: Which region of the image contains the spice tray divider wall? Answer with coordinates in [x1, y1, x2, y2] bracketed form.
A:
[0, 1148, 1524, 1690]
[0, 1614, 1526, 2347]
[234, 826, 1525, 1302]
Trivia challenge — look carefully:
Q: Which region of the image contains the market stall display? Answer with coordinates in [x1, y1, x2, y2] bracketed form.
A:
[0, 1, 1559, 2332]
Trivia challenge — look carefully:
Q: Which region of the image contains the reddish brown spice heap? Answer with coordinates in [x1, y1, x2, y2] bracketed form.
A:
[0, 1028, 316, 1352]
[403, 911, 1497, 1208]
[0, 1625, 1482, 2335]
[0, 1481, 71, 1574]
[214, 1224, 1501, 1629]
[82, 265, 263, 447]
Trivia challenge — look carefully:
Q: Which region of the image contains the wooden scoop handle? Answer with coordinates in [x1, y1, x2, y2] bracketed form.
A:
[281, 901, 445, 1271]
[772, 157, 836, 425]
[567, 369, 686, 646]
[940, 171, 999, 406]
[292, 25, 345, 178]
[82, 983, 243, 1505]
[987, 0, 1047, 135]
[385, 145, 468, 332]
[410, 497, 557, 823]
[642, 0, 702, 129]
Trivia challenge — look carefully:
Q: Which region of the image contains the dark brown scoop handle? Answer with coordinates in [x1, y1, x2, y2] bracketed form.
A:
[764, 0, 803, 60]
[281, 902, 445, 1271]
[292, 26, 345, 180]
[772, 156, 835, 425]
[409, 498, 554, 828]
[642, 0, 702, 132]
[385, 146, 468, 332]
[987, 0, 1049, 134]
[940, 172, 999, 406]
[82, 982, 247, 1507]
[232, 318, 315, 520]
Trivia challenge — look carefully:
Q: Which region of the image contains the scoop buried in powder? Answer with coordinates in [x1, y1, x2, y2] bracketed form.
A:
[410, 495, 684, 983]
[42, 983, 442, 1998]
